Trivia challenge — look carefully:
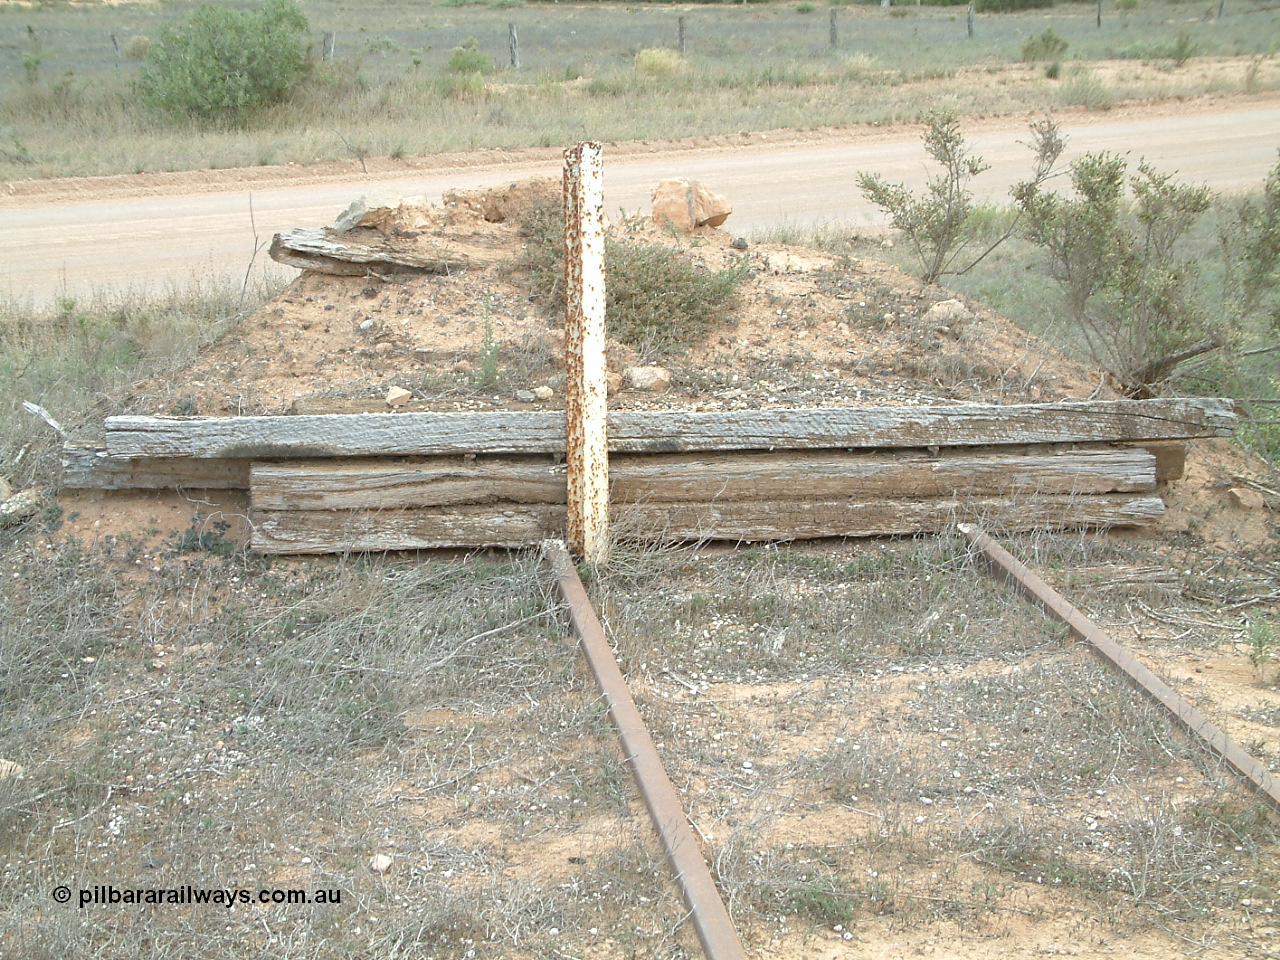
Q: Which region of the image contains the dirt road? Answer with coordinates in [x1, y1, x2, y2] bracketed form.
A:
[3, 97, 1278, 304]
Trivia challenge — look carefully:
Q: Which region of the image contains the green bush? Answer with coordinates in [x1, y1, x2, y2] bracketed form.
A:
[1016, 153, 1220, 396]
[1022, 28, 1069, 63]
[137, 0, 309, 125]
[516, 200, 748, 356]
[446, 37, 492, 74]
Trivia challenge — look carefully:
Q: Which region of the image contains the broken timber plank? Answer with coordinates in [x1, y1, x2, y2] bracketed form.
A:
[62, 444, 250, 490]
[269, 228, 469, 276]
[250, 448, 1157, 512]
[251, 494, 1164, 554]
[106, 398, 1236, 459]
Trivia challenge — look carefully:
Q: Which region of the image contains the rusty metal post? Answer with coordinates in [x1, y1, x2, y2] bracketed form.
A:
[563, 142, 609, 563]
[542, 541, 748, 960]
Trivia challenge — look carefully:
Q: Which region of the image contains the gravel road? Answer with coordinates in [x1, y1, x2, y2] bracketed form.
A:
[3, 98, 1278, 303]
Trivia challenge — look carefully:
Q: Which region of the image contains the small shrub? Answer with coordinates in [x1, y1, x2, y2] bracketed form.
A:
[1169, 29, 1199, 67]
[857, 112, 1063, 284]
[1115, 0, 1140, 11]
[515, 199, 748, 356]
[1022, 28, 1069, 63]
[1016, 153, 1221, 396]
[138, 0, 309, 125]
[123, 35, 151, 60]
[1045, 60, 1062, 80]
[797, 2, 817, 12]
[446, 37, 491, 74]
[1247, 619, 1278, 684]
[635, 47, 684, 78]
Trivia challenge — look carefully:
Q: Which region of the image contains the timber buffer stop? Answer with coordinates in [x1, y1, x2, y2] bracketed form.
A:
[63, 397, 1235, 555]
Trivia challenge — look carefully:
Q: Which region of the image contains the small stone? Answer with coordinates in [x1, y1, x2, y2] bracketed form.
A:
[0, 489, 43, 528]
[515, 390, 536, 403]
[369, 854, 393, 874]
[358, 318, 376, 333]
[0, 476, 11, 502]
[624, 365, 673, 391]
[1228, 487, 1266, 510]
[335, 189, 404, 233]
[0, 759, 24, 781]
[731, 237, 749, 250]
[386, 387, 412, 408]
[374, 342, 394, 355]
[923, 298, 972, 324]
[532, 386, 554, 401]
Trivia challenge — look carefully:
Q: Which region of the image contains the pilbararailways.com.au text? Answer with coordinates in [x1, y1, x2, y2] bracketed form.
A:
[67, 885, 342, 909]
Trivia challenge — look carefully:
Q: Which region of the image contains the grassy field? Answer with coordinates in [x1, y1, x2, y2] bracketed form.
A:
[2, 0, 1278, 178]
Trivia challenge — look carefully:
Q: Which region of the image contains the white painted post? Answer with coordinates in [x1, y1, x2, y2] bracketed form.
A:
[563, 143, 609, 564]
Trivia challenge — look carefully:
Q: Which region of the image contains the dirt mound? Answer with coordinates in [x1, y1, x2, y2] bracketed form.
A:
[54, 175, 1275, 557]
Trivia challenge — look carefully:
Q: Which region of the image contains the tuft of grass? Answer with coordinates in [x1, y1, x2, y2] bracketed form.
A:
[1060, 67, 1116, 110]
[0, 278, 280, 489]
[1022, 28, 1069, 63]
[634, 47, 684, 78]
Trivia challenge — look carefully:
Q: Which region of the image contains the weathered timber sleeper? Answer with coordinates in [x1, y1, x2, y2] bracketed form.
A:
[105, 399, 1236, 460]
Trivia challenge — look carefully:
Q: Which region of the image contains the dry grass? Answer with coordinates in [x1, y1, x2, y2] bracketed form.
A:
[3, 0, 1279, 178]
[1, 511, 1277, 958]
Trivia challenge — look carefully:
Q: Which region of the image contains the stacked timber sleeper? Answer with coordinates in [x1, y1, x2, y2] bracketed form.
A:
[63, 399, 1237, 555]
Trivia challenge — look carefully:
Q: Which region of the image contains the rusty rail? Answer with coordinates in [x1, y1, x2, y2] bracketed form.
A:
[958, 523, 1280, 812]
[541, 540, 748, 960]
[562, 142, 610, 564]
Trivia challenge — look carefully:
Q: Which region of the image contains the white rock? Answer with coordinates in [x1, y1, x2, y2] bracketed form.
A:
[0, 476, 12, 502]
[369, 854, 393, 873]
[624, 366, 673, 391]
[515, 389, 536, 403]
[386, 387, 412, 408]
[651, 179, 732, 233]
[1228, 487, 1265, 510]
[532, 385, 554, 401]
[0, 759, 24, 780]
[0, 489, 43, 528]
[336, 189, 404, 233]
[923, 299, 972, 324]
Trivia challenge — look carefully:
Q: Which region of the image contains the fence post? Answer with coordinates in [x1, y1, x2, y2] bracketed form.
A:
[678, 16, 687, 56]
[967, 2, 974, 37]
[563, 143, 609, 564]
[509, 23, 520, 69]
[829, 9, 838, 48]
[322, 31, 336, 62]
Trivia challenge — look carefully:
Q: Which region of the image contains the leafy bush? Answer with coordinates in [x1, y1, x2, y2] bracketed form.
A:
[1022, 28, 1068, 63]
[857, 112, 1063, 284]
[516, 200, 748, 355]
[446, 37, 492, 74]
[1016, 153, 1221, 396]
[137, 0, 309, 125]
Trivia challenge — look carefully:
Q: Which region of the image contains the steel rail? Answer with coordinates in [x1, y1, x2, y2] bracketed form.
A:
[541, 540, 748, 960]
[958, 523, 1280, 812]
